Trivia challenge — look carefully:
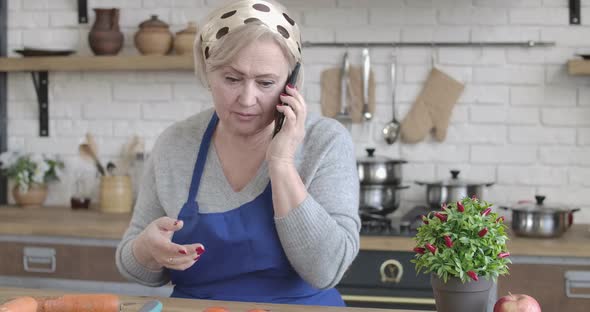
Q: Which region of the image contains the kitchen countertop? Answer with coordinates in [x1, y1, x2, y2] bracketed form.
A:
[0, 287, 428, 312]
[1, 205, 590, 258]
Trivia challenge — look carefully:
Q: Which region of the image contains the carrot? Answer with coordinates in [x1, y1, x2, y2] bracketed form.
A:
[202, 307, 229, 312]
[0, 296, 38, 312]
[40, 294, 119, 312]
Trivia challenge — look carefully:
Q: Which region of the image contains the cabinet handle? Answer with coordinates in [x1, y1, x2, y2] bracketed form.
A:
[379, 259, 403, 284]
[341, 295, 435, 305]
[23, 247, 56, 273]
[565, 270, 590, 299]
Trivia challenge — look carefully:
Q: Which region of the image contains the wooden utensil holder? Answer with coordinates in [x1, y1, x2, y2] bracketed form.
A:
[99, 175, 133, 214]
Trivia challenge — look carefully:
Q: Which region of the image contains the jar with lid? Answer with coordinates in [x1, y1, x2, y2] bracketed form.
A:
[134, 15, 173, 55]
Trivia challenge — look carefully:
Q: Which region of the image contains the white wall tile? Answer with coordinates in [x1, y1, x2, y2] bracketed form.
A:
[4, 0, 590, 222]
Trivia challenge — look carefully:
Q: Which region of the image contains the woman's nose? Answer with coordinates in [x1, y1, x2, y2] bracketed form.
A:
[238, 82, 257, 107]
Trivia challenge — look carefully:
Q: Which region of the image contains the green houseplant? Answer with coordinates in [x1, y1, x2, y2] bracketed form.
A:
[411, 196, 511, 312]
[0, 151, 64, 207]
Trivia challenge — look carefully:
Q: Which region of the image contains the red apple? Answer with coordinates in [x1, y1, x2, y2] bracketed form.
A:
[494, 293, 542, 312]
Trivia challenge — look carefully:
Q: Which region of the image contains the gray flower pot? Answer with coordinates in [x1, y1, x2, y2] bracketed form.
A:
[431, 274, 494, 312]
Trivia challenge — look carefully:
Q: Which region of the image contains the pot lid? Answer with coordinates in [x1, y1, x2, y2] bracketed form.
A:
[416, 170, 495, 187]
[357, 148, 407, 164]
[139, 15, 169, 28]
[511, 195, 577, 213]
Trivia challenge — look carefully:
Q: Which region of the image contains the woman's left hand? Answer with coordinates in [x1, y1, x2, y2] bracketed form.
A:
[266, 84, 306, 164]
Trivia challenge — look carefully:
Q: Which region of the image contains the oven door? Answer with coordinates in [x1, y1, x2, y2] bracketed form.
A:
[337, 250, 436, 310]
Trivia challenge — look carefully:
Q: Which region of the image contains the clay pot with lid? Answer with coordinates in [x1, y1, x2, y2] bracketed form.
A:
[134, 15, 173, 55]
[174, 22, 197, 55]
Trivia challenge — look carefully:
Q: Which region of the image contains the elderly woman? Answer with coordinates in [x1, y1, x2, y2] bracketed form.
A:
[116, 0, 359, 306]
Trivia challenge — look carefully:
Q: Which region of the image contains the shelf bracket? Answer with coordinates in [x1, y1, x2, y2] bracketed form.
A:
[78, 0, 88, 24]
[570, 0, 581, 25]
[30, 71, 49, 137]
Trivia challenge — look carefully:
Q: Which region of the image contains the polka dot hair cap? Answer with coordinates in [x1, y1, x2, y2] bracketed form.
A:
[200, 0, 302, 62]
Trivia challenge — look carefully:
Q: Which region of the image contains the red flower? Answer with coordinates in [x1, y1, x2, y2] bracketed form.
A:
[444, 235, 453, 248]
[467, 270, 479, 281]
[496, 216, 505, 223]
[457, 201, 465, 212]
[481, 208, 492, 216]
[434, 212, 447, 222]
[441, 203, 447, 210]
[413, 247, 426, 254]
[498, 252, 510, 259]
[421, 215, 429, 225]
[425, 243, 437, 254]
[471, 194, 477, 200]
[478, 227, 488, 237]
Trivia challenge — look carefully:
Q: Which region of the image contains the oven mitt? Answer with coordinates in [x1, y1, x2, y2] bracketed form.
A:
[400, 67, 464, 143]
[320, 66, 375, 123]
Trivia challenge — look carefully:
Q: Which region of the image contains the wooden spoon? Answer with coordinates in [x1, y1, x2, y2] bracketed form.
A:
[79, 143, 106, 176]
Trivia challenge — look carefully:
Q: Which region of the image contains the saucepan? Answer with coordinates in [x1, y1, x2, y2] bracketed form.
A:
[357, 148, 407, 185]
[415, 170, 494, 209]
[500, 195, 580, 238]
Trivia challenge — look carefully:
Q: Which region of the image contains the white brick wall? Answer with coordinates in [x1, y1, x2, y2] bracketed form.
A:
[5, 0, 590, 222]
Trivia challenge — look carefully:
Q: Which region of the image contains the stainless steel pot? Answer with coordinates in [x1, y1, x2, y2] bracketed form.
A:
[501, 195, 580, 238]
[357, 148, 407, 185]
[360, 184, 409, 215]
[415, 170, 494, 209]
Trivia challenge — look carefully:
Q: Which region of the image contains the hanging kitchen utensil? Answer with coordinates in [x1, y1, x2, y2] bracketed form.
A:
[361, 48, 372, 121]
[500, 195, 580, 238]
[382, 52, 400, 144]
[334, 52, 352, 129]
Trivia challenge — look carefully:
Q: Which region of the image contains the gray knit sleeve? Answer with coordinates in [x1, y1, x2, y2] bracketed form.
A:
[274, 124, 360, 289]
[115, 152, 170, 287]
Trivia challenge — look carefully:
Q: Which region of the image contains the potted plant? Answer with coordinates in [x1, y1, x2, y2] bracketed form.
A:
[411, 196, 511, 312]
[0, 151, 64, 208]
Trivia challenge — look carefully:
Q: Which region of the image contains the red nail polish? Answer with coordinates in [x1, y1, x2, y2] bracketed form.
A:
[179, 250, 187, 255]
[194, 256, 200, 261]
[196, 246, 205, 255]
[280, 93, 288, 97]
[287, 84, 294, 89]
[173, 220, 179, 226]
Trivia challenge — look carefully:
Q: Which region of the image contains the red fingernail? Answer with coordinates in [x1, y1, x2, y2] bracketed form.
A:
[179, 250, 187, 255]
[194, 256, 200, 261]
[280, 93, 288, 97]
[287, 84, 294, 89]
[196, 246, 205, 255]
[173, 220, 179, 226]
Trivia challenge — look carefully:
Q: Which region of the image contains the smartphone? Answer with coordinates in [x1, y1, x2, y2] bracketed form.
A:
[273, 62, 301, 138]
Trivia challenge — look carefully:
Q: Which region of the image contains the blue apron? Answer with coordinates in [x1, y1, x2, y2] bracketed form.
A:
[169, 112, 344, 306]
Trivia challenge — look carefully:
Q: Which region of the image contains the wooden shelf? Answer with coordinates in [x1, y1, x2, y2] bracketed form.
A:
[568, 59, 590, 75]
[0, 55, 194, 72]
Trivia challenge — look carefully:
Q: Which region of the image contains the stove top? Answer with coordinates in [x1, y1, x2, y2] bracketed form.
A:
[359, 205, 432, 237]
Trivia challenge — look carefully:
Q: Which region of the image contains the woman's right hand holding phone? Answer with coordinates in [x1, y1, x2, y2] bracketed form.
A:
[132, 217, 205, 271]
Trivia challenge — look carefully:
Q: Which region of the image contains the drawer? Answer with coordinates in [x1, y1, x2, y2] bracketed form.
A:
[0, 241, 126, 282]
[339, 250, 431, 290]
[497, 263, 590, 312]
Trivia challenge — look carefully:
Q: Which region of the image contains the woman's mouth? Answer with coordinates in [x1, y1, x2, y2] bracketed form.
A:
[234, 112, 257, 121]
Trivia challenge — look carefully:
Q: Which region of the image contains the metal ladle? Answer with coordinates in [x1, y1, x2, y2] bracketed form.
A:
[382, 53, 400, 144]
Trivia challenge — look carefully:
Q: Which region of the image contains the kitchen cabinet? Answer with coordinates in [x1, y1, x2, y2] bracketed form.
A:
[497, 261, 590, 312]
[0, 235, 173, 296]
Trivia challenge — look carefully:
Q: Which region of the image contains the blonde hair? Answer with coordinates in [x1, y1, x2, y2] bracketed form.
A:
[193, 1, 304, 88]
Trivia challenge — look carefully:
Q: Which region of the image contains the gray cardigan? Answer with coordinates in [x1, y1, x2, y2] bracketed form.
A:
[115, 108, 360, 290]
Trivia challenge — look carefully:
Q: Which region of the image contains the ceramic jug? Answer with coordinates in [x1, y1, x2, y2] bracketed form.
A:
[88, 8, 124, 55]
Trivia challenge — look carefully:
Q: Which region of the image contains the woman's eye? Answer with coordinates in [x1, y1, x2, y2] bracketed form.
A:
[225, 77, 239, 83]
[258, 81, 274, 88]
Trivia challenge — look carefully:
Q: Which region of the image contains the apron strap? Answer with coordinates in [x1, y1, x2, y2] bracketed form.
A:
[187, 112, 219, 203]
